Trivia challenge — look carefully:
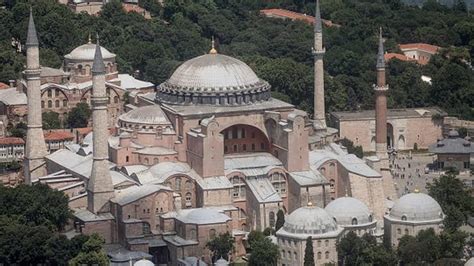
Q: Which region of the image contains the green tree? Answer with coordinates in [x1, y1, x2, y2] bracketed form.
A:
[398, 228, 443, 264]
[427, 173, 474, 231]
[338, 232, 397, 266]
[10, 121, 27, 138]
[67, 102, 91, 129]
[206, 232, 234, 262]
[275, 209, 285, 232]
[248, 237, 279, 266]
[339, 138, 364, 158]
[69, 234, 109, 266]
[457, 127, 468, 138]
[304, 236, 315, 266]
[42, 111, 61, 130]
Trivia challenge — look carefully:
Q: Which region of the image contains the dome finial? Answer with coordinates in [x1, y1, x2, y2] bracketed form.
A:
[414, 188, 420, 193]
[88, 32, 92, 44]
[307, 201, 313, 207]
[209, 36, 217, 54]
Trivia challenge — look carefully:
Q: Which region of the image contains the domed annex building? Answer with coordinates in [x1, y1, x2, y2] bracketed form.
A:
[0, 36, 154, 131]
[325, 196, 377, 237]
[384, 191, 444, 247]
[276, 203, 343, 266]
[20, 2, 434, 265]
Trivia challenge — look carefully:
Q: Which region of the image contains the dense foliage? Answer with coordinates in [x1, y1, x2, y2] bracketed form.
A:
[0, 184, 105, 264]
[304, 236, 315, 266]
[0, 0, 472, 119]
[67, 102, 91, 128]
[337, 232, 398, 266]
[206, 232, 234, 262]
[427, 173, 474, 231]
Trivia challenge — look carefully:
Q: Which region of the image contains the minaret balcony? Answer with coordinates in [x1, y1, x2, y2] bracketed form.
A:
[374, 85, 389, 92]
[312, 47, 326, 57]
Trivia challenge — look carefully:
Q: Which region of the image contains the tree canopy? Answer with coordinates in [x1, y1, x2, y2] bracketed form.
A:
[0, 0, 472, 119]
[67, 102, 91, 129]
[206, 232, 234, 262]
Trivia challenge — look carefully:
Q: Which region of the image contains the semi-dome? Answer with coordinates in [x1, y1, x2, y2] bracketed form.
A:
[133, 258, 154, 266]
[155, 53, 271, 105]
[282, 204, 339, 235]
[388, 192, 444, 222]
[119, 105, 171, 125]
[65, 42, 115, 61]
[325, 197, 375, 226]
[177, 208, 231, 224]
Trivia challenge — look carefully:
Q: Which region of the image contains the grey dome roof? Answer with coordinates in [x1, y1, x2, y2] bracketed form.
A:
[282, 205, 338, 235]
[177, 208, 231, 224]
[155, 53, 271, 105]
[325, 197, 375, 226]
[389, 192, 444, 222]
[133, 259, 154, 266]
[119, 105, 171, 125]
[65, 43, 115, 61]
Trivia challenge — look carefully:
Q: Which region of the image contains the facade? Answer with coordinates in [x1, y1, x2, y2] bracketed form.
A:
[67, 0, 151, 18]
[384, 191, 444, 247]
[0, 39, 154, 134]
[21, 2, 423, 265]
[330, 107, 446, 152]
[276, 203, 343, 266]
[428, 130, 473, 172]
[399, 43, 440, 65]
[0, 137, 25, 162]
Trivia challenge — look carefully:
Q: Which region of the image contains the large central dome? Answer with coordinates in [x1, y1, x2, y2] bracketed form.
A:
[155, 53, 271, 105]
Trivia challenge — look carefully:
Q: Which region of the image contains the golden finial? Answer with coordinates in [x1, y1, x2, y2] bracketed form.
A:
[307, 201, 313, 207]
[88, 33, 92, 44]
[209, 36, 217, 54]
[414, 188, 420, 193]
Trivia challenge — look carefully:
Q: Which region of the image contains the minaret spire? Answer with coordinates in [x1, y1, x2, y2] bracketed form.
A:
[209, 36, 217, 54]
[24, 8, 48, 184]
[374, 27, 388, 159]
[87, 35, 114, 214]
[313, 0, 326, 128]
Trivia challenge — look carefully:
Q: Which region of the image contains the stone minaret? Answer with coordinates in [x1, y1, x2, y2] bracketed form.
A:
[87, 37, 115, 214]
[313, 0, 326, 128]
[375, 28, 388, 159]
[24, 9, 48, 184]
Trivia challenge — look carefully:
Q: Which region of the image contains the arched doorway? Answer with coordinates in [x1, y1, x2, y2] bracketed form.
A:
[387, 123, 394, 148]
[397, 135, 406, 150]
[221, 124, 270, 154]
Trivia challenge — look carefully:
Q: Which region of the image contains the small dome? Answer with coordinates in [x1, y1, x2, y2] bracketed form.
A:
[215, 257, 229, 266]
[325, 197, 374, 226]
[119, 105, 171, 125]
[177, 208, 231, 224]
[448, 129, 459, 138]
[389, 192, 444, 222]
[156, 53, 271, 105]
[133, 258, 154, 266]
[65, 43, 115, 61]
[282, 205, 338, 235]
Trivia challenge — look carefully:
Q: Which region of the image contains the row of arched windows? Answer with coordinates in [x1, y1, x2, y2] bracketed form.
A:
[42, 99, 67, 108]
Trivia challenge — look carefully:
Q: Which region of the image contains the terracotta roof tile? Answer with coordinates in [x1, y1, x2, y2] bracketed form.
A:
[76, 127, 92, 135]
[44, 131, 74, 141]
[399, 43, 440, 54]
[384, 53, 414, 62]
[0, 82, 10, 90]
[260, 9, 339, 27]
[0, 137, 25, 145]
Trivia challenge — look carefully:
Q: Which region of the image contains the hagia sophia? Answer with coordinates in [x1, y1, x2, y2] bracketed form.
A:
[17, 1, 447, 265]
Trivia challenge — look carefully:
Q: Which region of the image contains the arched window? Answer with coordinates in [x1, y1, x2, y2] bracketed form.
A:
[404, 228, 409, 235]
[143, 222, 150, 234]
[55, 100, 59, 108]
[175, 177, 182, 190]
[114, 96, 118, 103]
[401, 215, 407, 221]
[329, 179, 335, 193]
[325, 251, 329, 259]
[269, 211, 275, 227]
[185, 180, 192, 190]
[287, 251, 291, 260]
[185, 192, 192, 207]
[397, 228, 401, 235]
[41, 101, 45, 108]
[320, 167, 326, 174]
[352, 218, 358, 225]
[47, 90, 52, 97]
[190, 229, 197, 239]
[368, 215, 373, 222]
[144, 158, 149, 165]
[231, 176, 245, 199]
[317, 252, 321, 259]
[125, 156, 129, 162]
[48, 100, 52, 108]
[294, 252, 297, 260]
[270, 172, 286, 195]
[63, 99, 67, 107]
[209, 229, 216, 239]
[325, 240, 329, 247]
[281, 250, 285, 258]
[317, 240, 321, 247]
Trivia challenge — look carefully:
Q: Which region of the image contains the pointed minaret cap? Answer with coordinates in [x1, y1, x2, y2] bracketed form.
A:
[315, 0, 322, 33]
[376, 27, 385, 69]
[92, 34, 106, 74]
[26, 8, 39, 46]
